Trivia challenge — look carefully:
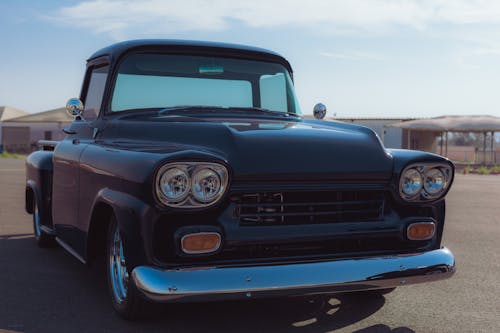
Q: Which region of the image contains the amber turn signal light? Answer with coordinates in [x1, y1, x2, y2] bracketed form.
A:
[181, 232, 222, 254]
[407, 222, 436, 241]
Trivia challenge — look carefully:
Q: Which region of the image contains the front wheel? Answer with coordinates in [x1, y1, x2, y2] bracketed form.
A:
[106, 215, 147, 320]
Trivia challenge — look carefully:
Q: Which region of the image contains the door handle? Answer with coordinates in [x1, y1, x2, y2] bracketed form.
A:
[63, 128, 77, 135]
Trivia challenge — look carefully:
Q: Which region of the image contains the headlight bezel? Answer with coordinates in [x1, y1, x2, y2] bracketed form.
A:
[399, 163, 453, 202]
[155, 162, 229, 208]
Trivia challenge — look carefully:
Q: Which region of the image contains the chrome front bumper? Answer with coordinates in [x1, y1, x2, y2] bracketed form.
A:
[131, 248, 455, 302]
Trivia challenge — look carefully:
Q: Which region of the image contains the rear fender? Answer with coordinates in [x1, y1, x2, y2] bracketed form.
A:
[25, 151, 54, 226]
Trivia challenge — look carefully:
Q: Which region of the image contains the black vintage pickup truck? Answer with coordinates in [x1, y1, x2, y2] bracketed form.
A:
[25, 40, 455, 319]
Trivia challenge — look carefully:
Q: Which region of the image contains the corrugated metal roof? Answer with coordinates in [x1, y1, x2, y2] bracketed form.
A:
[385, 115, 500, 132]
[0, 106, 28, 121]
[4, 107, 72, 123]
[335, 117, 416, 121]
[302, 115, 416, 121]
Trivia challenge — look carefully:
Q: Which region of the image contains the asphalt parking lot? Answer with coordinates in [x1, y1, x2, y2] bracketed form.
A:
[0, 158, 499, 333]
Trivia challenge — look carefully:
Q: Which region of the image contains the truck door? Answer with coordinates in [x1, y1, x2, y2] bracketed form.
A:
[52, 63, 109, 257]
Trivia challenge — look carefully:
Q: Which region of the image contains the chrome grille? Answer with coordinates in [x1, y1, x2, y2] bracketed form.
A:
[234, 191, 385, 225]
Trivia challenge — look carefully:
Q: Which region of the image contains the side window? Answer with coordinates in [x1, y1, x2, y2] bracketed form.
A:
[83, 65, 109, 120]
[259, 73, 287, 113]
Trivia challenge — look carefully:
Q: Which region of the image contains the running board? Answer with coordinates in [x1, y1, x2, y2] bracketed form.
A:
[55, 237, 87, 264]
[40, 225, 56, 236]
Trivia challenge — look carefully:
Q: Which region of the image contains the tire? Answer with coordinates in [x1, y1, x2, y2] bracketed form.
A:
[106, 215, 147, 320]
[33, 201, 55, 247]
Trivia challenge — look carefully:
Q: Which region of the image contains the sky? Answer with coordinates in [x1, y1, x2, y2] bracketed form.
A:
[1, 0, 500, 118]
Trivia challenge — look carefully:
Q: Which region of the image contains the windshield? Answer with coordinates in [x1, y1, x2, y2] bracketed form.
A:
[110, 53, 301, 115]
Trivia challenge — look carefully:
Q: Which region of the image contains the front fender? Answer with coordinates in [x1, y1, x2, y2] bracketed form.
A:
[389, 149, 455, 198]
[389, 149, 454, 174]
[89, 188, 154, 268]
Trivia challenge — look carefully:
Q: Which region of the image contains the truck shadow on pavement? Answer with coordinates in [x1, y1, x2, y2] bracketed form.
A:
[0, 234, 415, 333]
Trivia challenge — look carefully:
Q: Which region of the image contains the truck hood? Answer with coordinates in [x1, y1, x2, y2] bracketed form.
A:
[99, 116, 394, 182]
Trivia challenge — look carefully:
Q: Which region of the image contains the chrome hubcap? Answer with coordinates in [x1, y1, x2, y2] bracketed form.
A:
[109, 226, 129, 303]
[33, 205, 41, 238]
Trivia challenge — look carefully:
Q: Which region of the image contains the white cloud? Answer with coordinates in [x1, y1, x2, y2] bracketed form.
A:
[320, 51, 385, 61]
[50, 0, 500, 39]
[455, 45, 500, 70]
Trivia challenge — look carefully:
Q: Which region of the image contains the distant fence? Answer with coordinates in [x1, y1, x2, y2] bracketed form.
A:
[445, 150, 499, 164]
[1, 143, 33, 154]
[3, 141, 59, 153]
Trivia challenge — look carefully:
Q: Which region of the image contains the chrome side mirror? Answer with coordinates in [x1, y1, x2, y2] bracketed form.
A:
[66, 98, 85, 119]
[313, 103, 327, 120]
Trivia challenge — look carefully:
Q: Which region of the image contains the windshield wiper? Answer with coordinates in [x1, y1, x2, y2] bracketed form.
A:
[158, 106, 222, 116]
[158, 105, 299, 117]
[230, 107, 299, 117]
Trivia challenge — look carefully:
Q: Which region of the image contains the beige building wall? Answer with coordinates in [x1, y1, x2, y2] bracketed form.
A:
[1, 122, 70, 153]
[1, 127, 30, 153]
[402, 130, 440, 153]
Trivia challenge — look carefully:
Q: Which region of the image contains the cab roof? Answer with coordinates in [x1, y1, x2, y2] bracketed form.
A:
[88, 39, 293, 73]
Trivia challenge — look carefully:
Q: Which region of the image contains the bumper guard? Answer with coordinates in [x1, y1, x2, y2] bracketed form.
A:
[131, 247, 455, 302]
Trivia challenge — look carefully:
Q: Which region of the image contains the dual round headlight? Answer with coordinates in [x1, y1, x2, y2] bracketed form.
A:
[159, 168, 190, 201]
[156, 162, 228, 208]
[423, 168, 446, 195]
[191, 168, 222, 202]
[400, 165, 450, 201]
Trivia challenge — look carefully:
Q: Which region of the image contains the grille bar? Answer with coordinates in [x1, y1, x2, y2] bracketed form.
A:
[239, 208, 382, 218]
[234, 191, 385, 226]
[238, 199, 382, 208]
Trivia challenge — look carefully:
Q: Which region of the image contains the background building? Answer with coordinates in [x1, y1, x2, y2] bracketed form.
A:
[303, 116, 430, 150]
[1, 107, 72, 153]
[0, 106, 29, 152]
[2, 109, 497, 164]
[334, 117, 416, 149]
